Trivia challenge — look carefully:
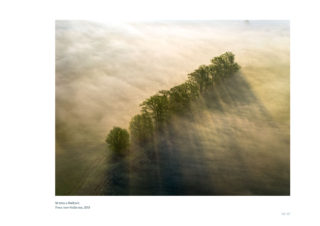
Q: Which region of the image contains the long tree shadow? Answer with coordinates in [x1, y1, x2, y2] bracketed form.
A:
[204, 72, 274, 122]
[103, 151, 130, 195]
[151, 72, 288, 195]
[102, 72, 289, 195]
[127, 141, 162, 195]
[191, 72, 289, 195]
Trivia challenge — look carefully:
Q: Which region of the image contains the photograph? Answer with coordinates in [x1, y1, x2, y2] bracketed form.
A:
[4, 0, 320, 225]
[55, 20, 290, 196]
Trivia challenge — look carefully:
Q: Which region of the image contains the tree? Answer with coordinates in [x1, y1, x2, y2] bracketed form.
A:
[209, 52, 240, 81]
[107, 52, 240, 144]
[168, 81, 199, 113]
[106, 127, 130, 153]
[129, 113, 154, 144]
[188, 65, 212, 93]
[140, 92, 170, 129]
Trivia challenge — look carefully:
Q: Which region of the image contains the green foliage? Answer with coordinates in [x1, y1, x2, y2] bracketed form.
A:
[209, 52, 240, 81]
[129, 113, 154, 144]
[168, 81, 199, 113]
[188, 65, 212, 93]
[106, 127, 130, 153]
[137, 52, 240, 131]
[140, 92, 170, 128]
[187, 52, 240, 92]
[109, 52, 240, 152]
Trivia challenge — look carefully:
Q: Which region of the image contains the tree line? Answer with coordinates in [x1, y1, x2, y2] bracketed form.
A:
[106, 52, 240, 153]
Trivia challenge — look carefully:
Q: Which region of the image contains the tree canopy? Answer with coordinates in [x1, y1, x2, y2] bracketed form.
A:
[106, 127, 130, 153]
[168, 81, 199, 113]
[106, 52, 240, 153]
[188, 65, 212, 93]
[209, 51, 240, 81]
[140, 92, 170, 128]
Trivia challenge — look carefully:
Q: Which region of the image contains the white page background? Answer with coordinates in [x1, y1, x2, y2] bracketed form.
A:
[0, 0, 319, 225]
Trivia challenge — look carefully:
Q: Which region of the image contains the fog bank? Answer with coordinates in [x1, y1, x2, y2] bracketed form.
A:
[56, 20, 289, 195]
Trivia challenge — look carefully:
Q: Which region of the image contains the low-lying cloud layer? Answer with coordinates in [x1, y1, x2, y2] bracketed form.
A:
[55, 20, 289, 195]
